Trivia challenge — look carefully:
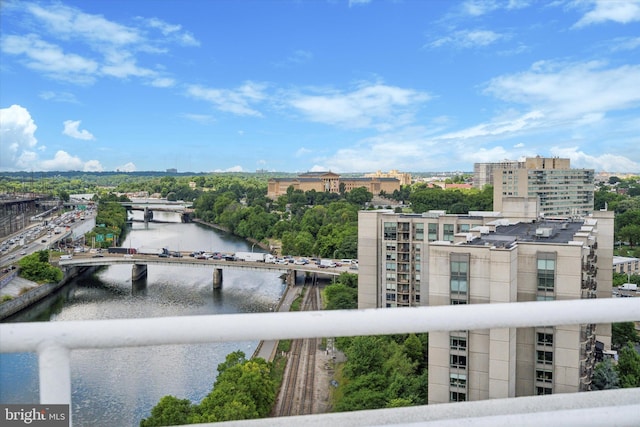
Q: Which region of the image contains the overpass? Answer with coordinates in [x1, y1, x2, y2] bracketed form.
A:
[119, 201, 194, 224]
[58, 254, 351, 289]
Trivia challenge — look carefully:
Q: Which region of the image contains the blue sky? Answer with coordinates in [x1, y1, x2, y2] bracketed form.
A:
[1, 0, 639, 174]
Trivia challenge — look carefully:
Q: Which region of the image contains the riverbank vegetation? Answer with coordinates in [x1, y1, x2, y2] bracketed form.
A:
[17, 250, 63, 284]
[140, 351, 278, 426]
[321, 273, 429, 411]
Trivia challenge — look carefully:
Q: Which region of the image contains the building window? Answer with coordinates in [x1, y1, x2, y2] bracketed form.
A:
[537, 254, 556, 292]
[450, 373, 467, 388]
[537, 332, 553, 346]
[385, 282, 396, 291]
[536, 386, 552, 395]
[444, 224, 454, 241]
[414, 223, 424, 241]
[386, 262, 396, 271]
[450, 254, 469, 294]
[386, 243, 396, 251]
[450, 354, 467, 369]
[428, 223, 438, 241]
[451, 299, 467, 305]
[458, 224, 470, 233]
[386, 252, 396, 261]
[384, 222, 397, 240]
[386, 293, 396, 302]
[536, 350, 553, 364]
[450, 391, 466, 402]
[536, 369, 553, 383]
[450, 337, 467, 351]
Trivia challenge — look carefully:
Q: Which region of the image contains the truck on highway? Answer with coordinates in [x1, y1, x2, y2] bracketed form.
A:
[234, 251, 275, 263]
[138, 247, 170, 257]
[619, 283, 638, 291]
[108, 247, 137, 254]
[319, 259, 337, 268]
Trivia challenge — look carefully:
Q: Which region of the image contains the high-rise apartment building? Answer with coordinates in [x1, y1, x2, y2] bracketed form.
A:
[357, 204, 614, 404]
[474, 157, 595, 218]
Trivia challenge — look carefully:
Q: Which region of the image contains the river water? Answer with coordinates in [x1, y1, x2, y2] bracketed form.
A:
[0, 213, 286, 426]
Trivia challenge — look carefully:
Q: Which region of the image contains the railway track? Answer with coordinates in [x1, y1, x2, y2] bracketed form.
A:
[274, 283, 320, 417]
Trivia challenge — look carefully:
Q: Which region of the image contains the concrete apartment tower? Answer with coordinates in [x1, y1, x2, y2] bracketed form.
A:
[474, 157, 595, 218]
[357, 199, 613, 404]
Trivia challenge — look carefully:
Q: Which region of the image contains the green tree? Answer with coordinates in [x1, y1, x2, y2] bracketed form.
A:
[345, 187, 373, 206]
[403, 334, 424, 366]
[612, 322, 640, 350]
[591, 359, 619, 390]
[343, 336, 386, 378]
[324, 283, 357, 310]
[333, 372, 389, 412]
[615, 343, 640, 388]
[618, 224, 640, 247]
[196, 358, 276, 422]
[140, 395, 193, 427]
[17, 251, 63, 284]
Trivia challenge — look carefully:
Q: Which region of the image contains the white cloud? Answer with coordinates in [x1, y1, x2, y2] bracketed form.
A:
[1, 2, 183, 87]
[37, 150, 103, 171]
[39, 150, 84, 171]
[349, 0, 372, 7]
[609, 36, 640, 51]
[550, 146, 640, 172]
[26, 3, 141, 45]
[428, 29, 505, 49]
[213, 165, 244, 172]
[289, 83, 430, 130]
[143, 17, 200, 46]
[1, 34, 99, 84]
[116, 162, 137, 172]
[0, 104, 38, 170]
[484, 61, 640, 120]
[461, 0, 529, 16]
[186, 82, 267, 117]
[0, 104, 104, 171]
[181, 113, 216, 124]
[462, 0, 500, 16]
[63, 120, 95, 140]
[83, 159, 104, 172]
[574, 0, 640, 28]
[460, 146, 512, 164]
[439, 110, 545, 140]
[149, 77, 176, 88]
[39, 91, 79, 103]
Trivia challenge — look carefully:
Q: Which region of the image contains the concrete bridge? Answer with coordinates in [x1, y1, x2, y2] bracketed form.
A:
[58, 254, 351, 289]
[120, 202, 194, 224]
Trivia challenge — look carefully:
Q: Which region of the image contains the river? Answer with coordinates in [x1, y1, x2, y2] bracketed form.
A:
[0, 215, 286, 426]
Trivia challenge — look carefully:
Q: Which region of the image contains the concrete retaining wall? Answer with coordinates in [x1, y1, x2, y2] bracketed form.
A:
[0, 267, 84, 320]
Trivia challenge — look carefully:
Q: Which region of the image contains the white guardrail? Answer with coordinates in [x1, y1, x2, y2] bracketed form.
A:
[1, 297, 640, 426]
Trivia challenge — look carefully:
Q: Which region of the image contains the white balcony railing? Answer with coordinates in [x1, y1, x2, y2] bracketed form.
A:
[1, 297, 639, 426]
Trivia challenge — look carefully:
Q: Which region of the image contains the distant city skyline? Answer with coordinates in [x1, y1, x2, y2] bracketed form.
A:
[1, 0, 639, 173]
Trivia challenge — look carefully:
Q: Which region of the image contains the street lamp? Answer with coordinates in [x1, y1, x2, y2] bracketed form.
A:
[252, 242, 257, 253]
